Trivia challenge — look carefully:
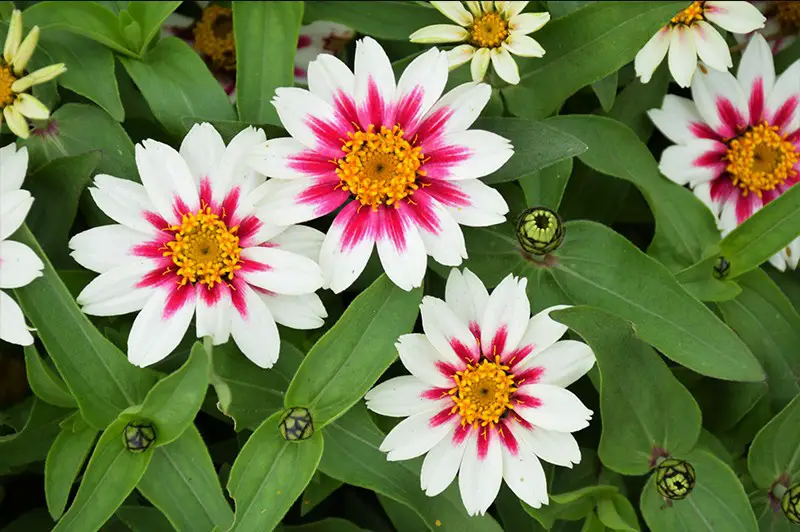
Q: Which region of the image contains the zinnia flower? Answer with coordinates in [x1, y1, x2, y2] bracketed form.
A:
[735, 1, 800, 54]
[366, 269, 595, 516]
[635, 1, 765, 88]
[0, 144, 43, 345]
[409, 1, 550, 85]
[648, 33, 800, 270]
[69, 123, 327, 368]
[248, 37, 512, 293]
[1, 9, 66, 138]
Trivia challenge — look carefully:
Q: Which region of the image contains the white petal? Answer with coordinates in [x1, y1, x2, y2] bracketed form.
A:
[421, 430, 468, 496]
[737, 33, 775, 119]
[319, 202, 377, 293]
[704, 1, 766, 34]
[419, 82, 492, 142]
[435, 179, 509, 227]
[693, 181, 722, 218]
[425, 129, 513, 180]
[214, 126, 268, 200]
[445, 267, 489, 329]
[0, 240, 42, 289]
[307, 53, 356, 109]
[501, 436, 549, 509]
[470, 47, 491, 82]
[396, 333, 455, 388]
[0, 290, 32, 345]
[354, 36, 396, 127]
[267, 225, 325, 262]
[692, 22, 731, 73]
[259, 292, 327, 330]
[447, 44, 475, 70]
[420, 295, 480, 364]
[501, 1, 529, 19]
[658, 139, 727, 186]
[230, 283, 281, 368]
[179, 122, 226, 185]
[647, 94, 708, 144]
[0, 189, 32, 240]
[767, 60, 800, 133]
[409, 24, 470, 44]
[480, 274, 529, 358]
[490, 47, 520, 85]
[272, 87, 348, 158]
[135, 140, 199, 224]
[514, 423, 581, 468]
[465, 1, 483, 16]
[668, 25, 698, 88]
[196, 291, 232, 346]
[635, 27, 671, 84]
[376, 211, 427, 291]
[0, 143, 28, 194]
[431, 1, 473, 25]
[365, 376, 440, 417]
[88, 175, 159, 235]
[515, 384, 593, 432]
[241, 247, 324, 296]
[380, 407, 454, 461]
[504, 34, 545, 58]
[509, 12, 550, 34]
[248, 137, 331, 180]
[76, 260, 156, 316]
[691, 68, 749, 136]
[458, 429, 503, 516]
[127, 287, 196, 367]
[395, 47, 449, 134]
[68, 224, 153, 274]
[251, 175, 345, 226]
[415, 198, 467, 267]
[517, 340, 595, 387]
[514, 304, 571, 362]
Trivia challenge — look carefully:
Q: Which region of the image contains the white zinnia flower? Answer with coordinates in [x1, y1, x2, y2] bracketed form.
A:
[366, 269, 596, 516]
[409, 1, 550, 85]
[68, 123, 327, 368]
[635, 1, 766, 88]
[0, 144, 43, 345]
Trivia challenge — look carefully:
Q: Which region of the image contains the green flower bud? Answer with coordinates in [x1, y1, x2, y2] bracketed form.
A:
[279, 407, 314, 441]
[713, 256, 730, 279]
[655, 458, 696, 500]
[516, 207, 564, 256]
[782, 483, 800, 524]
[123, 420, 155, 452]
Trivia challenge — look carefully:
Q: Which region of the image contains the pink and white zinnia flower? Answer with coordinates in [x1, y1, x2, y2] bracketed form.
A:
[68, 124, 327, 368]
[0, 144, 43, 346]
[649, 33, 800, 270]
[248, 37, 513, 293]
[366, 269, 595, 516]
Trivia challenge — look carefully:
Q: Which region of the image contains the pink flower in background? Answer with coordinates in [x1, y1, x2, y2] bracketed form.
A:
[734, 1, 800, 54]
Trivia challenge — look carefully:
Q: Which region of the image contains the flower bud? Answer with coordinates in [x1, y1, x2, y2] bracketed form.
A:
[782, 483, 800, 524]
[516, 207, 564, 256]
[279, 407, 314, 441]
[712, 256, 730, 280]
[655, 458, 696, 500]
[123, 420, 156, 452]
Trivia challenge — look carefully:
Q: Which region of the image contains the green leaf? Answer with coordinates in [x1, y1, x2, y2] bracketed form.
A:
[120, 37, 237, 138]
[285, 275, 422, 429]
[234, 1, 303, 126]
[301, 473, 343, 516]
[379, 494, 429, 532]
[591, 72, 618, 113]
[125, 1, 181, 55]
[53, 416, 154, 532]
[547, 1, 596, 18]
[13, 226, 157, 429]
[751, 492, 797, 532]
[116, 506, 173, 532]
[24, 345, 77, 409]
[717, 269, 800, 410]
[674, 256, 742, 303]
[748, 393, 800, 489]
[45, 414, 98, 520]
[211, 340, 304, 431]
[554, 306, 701, 475]
[519, 157, 574, 210]
[687, 377, 767, 434]
[640, 449, 758, 532]
[523, 485, 619, 529]
[719, 184, 800, 278]
[597, 493, 640, 531]
[303, 1, 447, 41]
[504, 2, 685, 119]
[136, 425, 234, 531]
[227, 412, 324, 531]
[319, 405, 504, 532]
[0, 399, 73, 472]
[282, 518, 366, 532]
[604, 65, 669, 141]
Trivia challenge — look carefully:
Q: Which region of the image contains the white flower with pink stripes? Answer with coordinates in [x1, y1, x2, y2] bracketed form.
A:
[248, 37, 513, 293]
[68, 123, 327, 368]
[649, 33, 800, 270]
[366, 269, 595, 516]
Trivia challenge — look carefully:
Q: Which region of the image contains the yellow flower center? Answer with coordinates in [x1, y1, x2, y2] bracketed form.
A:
[163, 206, 242, 288]
[470, 11, 509, 48]
[0, 64, 17, 108]
[778, 1, 800, 28]
[335, 125, 425, 210]
[671, 1, 705, 26]
[449, 358, 517, 427]
[193, 5, 236, 71]
[726, 122, 799, 197]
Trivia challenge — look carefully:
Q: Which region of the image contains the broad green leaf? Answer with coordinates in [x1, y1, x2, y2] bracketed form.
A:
[748, 394, 800, 489]
[282, 518, 365, 532]
[554, 306, 701, 475]
[523, 485, 619, 529]
[583, 512, 607, 532]
[45, 414, 98, 520]
[718, 269, 800, 410]
[227, 412, 324, 531]
[210, 340, 304, 431]
[0, 399, 73, 472]
[116, 506, 173, 532]
[547, 1, 596, 18]
[303, 1, 448, 41]
[719, 184, 800, 278]
[475, 118, 586, 185]
[234, 1, 303, 126]
[379, 494, 429, 532]
[53, 416, 153, 532]
[496, 486, 547, 531]
[319, 405, 504, 532]
[13, 226, 157, 429]
[674, 256, 741, 303]
[604, 65, 669, 141]
[597, 493, 640, 531]
[285, 275, 422, 429]
[504, 2, 684, 119]
[687, 378, 767, 433]
[24, 345, 76, 409]
[519, 157, 574, 210]
[641, 449, 758, 532]
[1, 509, 59, 532]
[751, 492, 797, 532]
[591, 72, 618, 113]
[301, 473, 343, 516]
[125, 1, 181, 55]
[136, 425, 234, 531]
[120, 37, 236, 138]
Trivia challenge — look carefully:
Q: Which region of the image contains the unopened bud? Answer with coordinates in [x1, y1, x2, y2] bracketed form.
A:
[516, 207, 565, 256]
[279, 407, 314, 441]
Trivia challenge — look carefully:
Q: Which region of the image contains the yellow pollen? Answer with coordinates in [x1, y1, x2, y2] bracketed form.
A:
[778, 1, 800, 28]
[671, 1, 705, 25]
[726, 122, 798, 197]
[470, 11, 509, 48]
[0, 64, 17, 108]
[335, 125, 425, 210]
[163, 206, 242, 289]
[449, 358, 517, 427]
[193, 5, 236, 71]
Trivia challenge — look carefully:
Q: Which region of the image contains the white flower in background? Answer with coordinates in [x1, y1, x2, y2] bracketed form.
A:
[648, 34, 800, 270]
[68, 123, 327, 368]
[162, 3, 355, 101]
[366, 269, 595, 516]
[635, 1, 765, 88]
[409, 1, 550, 85]
[734, 1, 800, 54]
[0, 144, 43, 345]
[248, 37, 512, 293]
